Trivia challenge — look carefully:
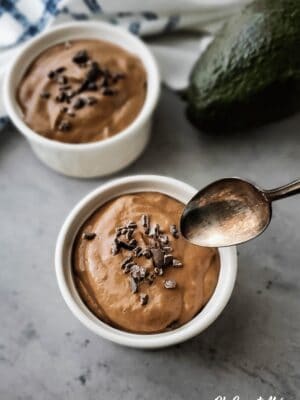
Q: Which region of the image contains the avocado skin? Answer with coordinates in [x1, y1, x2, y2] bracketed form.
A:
[186, 0, 300, 133]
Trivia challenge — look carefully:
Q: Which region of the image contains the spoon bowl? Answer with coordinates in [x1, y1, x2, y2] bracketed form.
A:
[180, 178, 272, 247]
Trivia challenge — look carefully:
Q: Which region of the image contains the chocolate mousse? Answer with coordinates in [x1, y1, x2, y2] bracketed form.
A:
[72, 192, 220, 334]
[17, 39, 147, 144]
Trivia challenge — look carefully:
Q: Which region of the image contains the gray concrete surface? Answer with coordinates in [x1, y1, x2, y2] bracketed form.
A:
[0, 88, 299, 400]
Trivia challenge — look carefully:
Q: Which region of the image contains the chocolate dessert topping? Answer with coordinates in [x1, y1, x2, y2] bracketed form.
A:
[162, 246, 172, 253]
[42, 47, 127, 127]
[170, 224, 179, 239]
[147, 273, 155, 285]
[55, 66, 66, 74]
[124, 262, 135, 273]
[130, 264, 141, 280]
[119, 240, 136, 251]
[140, 293, 149, 305]
[141, 214, 148, 227]
[127, 221, 137, 229]
[59, 85, 71, 91]
[18, 39, 147, 145]
[57, 75, 68, 85]
[139, 266, 147, 279]
[164, 280, 177, 289]
[87, 82, 98, 91]
[87, 96, 98, 106]
[48, 70, 56, 79]
[102, 88, 116, 96]
[58, 120, 71, 132]
[111, 215, 181, 305]
[173, 259, 183, 268]
[121, 256, 133, 268]
[142, 249, 151, 259]
[151, 248, 165, 268]
[115, 227, 122, 236]
[164, 254, 173, 266]
[40, 91, 50, 99]
[135, 247, 143, 257]
[55, 92, 67, 103]
[82, 232, 96, 240]
[126, 229, 134, 241]
[129, 239, 137, 248]
[112, 72, 126, 83]
[155, 267, 164, 276]
[65, 90, 74, 100]
[86, 62, 102, 82]
[73, 97, 86, 110]
[111, 239, 120, 255]
[159, 234, 169, 245]
[72, 50, 89, 65]
[130, 276, 138, 293]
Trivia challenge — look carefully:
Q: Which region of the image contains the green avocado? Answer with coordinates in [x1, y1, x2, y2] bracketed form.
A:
[186, 0, 300, 132]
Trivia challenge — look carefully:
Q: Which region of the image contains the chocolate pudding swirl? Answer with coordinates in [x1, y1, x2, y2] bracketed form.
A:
[73, 192, 220, 334]
[17, 40, 147, 144]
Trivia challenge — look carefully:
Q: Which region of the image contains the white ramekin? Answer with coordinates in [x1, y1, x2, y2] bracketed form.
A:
[55, 175, 237, 349]
[4, 22, 160, 178]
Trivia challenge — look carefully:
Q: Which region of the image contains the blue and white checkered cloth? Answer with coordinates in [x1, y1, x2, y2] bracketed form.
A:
[0, 0, 248, 129]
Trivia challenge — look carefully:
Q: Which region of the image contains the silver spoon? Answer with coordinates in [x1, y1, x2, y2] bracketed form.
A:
[180, 178, 300, 247]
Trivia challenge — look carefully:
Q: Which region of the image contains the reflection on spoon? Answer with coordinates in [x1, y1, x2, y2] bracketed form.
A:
[180, 178, 300, 247]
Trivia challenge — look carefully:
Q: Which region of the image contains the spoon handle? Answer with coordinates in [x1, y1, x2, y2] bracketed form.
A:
[265, 179, 300, 201]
